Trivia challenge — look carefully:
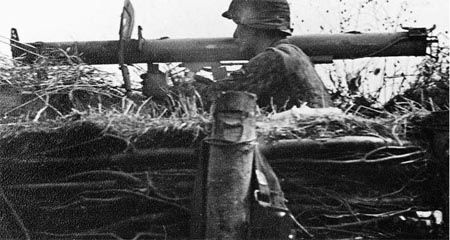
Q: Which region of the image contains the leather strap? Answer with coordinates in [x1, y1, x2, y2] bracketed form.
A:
[253, 145, 289, 211]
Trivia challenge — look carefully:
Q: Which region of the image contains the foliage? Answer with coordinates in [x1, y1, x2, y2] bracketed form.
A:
[385, 43, 449, 112]
[292, 0, 449, 115]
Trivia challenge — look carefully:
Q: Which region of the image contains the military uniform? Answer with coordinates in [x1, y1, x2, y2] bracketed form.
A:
[212, 0, 333, 109]
[195, 1, 321, 239]
[214, 39, 333, 109]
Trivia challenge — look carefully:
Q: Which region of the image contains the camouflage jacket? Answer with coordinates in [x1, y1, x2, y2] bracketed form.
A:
[211, 39, 333, 109]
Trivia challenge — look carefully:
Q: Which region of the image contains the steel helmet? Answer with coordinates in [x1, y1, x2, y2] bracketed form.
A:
[222, 0, 293, 35]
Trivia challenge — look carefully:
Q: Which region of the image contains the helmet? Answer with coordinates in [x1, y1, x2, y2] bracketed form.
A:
[222, 0, 293, 35]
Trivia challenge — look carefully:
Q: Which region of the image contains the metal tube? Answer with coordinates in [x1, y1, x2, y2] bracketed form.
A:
[20, 31, 428, 64]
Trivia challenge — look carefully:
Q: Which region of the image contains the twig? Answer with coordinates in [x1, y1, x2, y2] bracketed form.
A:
[363, 145, 422, 160]
[324, 208, 414, 219]
[34, 231, 124, 240]
[0, 39, 45, 58]
[376, 185, 407, 199]
[35, 93, 64, 117]
[5, 180, 118, 192]
[41, 196, 123, 212]
[0, 186, 31, 240]
[316, 187, 361, 222]
[78, 189, 190, 212]
[3, 94, 43, 116]
[310, 208, 412, 229]
[0, 34, 37, 49]
[270, 149, 424, 165]
[364, 150, 424, 163]
[135, 97, 152, 116]
[145, 172, 189, 202]
[131, 232, 168, 240]
[55, 48, 75, 65]
[60, 170, 144, 187]
[33, 93, 50, 122]
[288, 212, 314, 238]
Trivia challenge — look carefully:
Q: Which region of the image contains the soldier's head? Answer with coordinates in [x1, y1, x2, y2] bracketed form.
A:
[223, 0, 292, 55]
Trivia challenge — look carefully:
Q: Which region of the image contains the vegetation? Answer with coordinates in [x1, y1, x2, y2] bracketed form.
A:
[0, 1, 447, 239]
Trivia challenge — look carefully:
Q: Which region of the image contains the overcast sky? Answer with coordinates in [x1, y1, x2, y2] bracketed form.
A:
[0, 0, 448, 57]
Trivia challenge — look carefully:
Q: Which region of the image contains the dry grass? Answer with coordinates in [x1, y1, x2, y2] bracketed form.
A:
[0, 52, 435, 146]
[0, 54, 444, 240]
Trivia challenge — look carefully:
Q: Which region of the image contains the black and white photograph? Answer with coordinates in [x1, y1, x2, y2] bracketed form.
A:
[0, 0, 448, 239]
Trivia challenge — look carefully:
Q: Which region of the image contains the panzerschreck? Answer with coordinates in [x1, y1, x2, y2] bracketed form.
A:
[8, 0, 436, 97]
[11, 27, 435, 64]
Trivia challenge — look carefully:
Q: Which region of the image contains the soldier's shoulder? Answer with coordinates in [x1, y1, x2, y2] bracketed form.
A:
[253, 48, 284, 62]
[271, 42, 308, 58]
[247, 49, 284, 72]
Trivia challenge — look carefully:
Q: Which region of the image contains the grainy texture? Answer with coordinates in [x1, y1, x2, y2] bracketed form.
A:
[205, 92, 256, 239]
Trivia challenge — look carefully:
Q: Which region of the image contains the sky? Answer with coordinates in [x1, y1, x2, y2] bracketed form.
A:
[0, 0, 234, 55]
[0, 0, 448, 56]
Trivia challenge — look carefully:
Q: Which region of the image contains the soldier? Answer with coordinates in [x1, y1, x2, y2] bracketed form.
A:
[215, 0, 333, 110]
